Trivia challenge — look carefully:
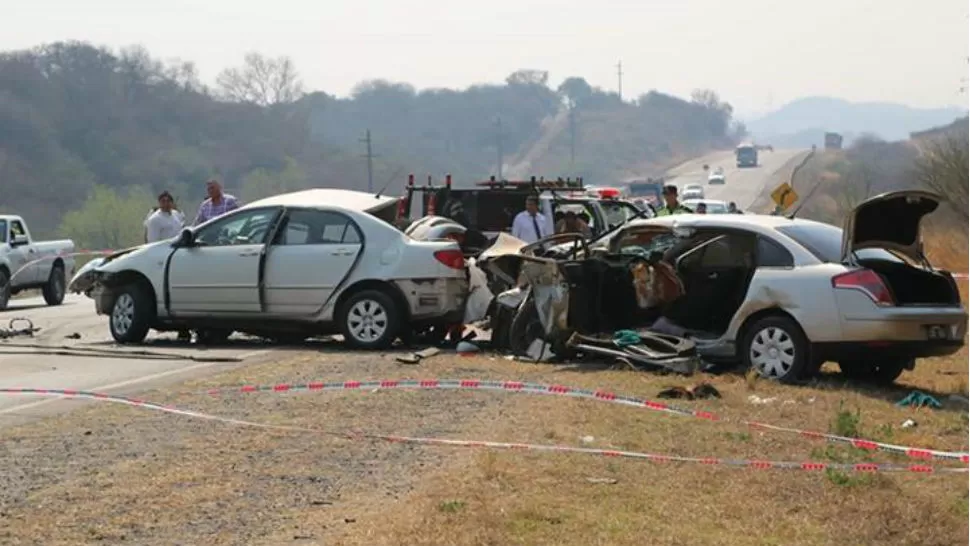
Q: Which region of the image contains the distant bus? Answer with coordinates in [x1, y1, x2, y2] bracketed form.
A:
[736, 144, 758, 168]
[625, 179, 664, 208]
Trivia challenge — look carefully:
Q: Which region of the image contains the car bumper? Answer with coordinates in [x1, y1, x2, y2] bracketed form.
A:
[831, 305, 968, 357]
[395, 277, 469, 322]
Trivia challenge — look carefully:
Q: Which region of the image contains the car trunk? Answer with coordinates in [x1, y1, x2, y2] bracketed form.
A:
[843, 190, 960, 306]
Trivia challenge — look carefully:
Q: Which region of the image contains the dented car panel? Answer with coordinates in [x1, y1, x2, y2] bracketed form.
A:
[518, 259, 570, 336]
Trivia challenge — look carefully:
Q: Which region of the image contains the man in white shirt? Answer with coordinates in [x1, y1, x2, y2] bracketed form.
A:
[510, 195, 551, 244]
[144, 191, 185, 243]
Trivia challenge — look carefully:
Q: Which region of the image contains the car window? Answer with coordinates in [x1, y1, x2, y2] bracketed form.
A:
[195, 208, 280, 246]
[0, 220, 6, 243]
[10, 221, 25, 238]
[275, 209, 362, 245]
[776, 223, 896, 263]
[757, 236, 794, 267]
[679, 233, 752, 269]
[553, 201, 598, 231]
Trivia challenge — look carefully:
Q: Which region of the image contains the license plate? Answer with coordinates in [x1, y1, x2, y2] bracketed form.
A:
[925, 325, 952, 340]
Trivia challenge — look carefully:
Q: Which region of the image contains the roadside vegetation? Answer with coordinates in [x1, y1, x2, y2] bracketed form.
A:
[0, 42, 740, 249]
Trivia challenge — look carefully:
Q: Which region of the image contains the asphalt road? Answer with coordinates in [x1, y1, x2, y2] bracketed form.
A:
[0, 294, 271, 423]
[663, 148, 810, 211]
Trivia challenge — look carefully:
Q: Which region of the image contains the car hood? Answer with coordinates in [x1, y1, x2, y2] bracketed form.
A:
[841, 190, 941, 263]
[67, 242, 165, 293]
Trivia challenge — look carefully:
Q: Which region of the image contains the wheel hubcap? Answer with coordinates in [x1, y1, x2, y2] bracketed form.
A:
[750, 326, 796, 378]
[347, 299, 388, 342]
[111, 293, 135, 335]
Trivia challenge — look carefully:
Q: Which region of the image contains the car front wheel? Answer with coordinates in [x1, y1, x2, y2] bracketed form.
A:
[741, 315, 811, 383]
[109, 283, 153, 344]
[338, 289, 401, 350]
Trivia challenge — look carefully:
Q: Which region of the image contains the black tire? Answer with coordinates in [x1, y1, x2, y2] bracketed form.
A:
[109, 283, 154, 344]
[42, 263, 66, 306]
[0, 268, 10, 311]
[741, 315, 812, 383]
[838, 358, 911, 385]
[337, 289, 401, 350]
[196, 328, 233, 345]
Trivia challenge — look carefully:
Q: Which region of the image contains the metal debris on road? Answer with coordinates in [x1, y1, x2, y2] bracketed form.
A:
[0, 318, 40, 339]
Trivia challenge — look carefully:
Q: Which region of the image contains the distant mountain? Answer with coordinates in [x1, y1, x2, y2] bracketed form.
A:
[746, 97, 967, 145]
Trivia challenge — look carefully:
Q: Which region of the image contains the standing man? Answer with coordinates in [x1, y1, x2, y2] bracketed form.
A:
[510, 195, 551, 244]
[654, 185, 692, 216]
[144, 191, 185, 243]
[193, 179, 240, 226]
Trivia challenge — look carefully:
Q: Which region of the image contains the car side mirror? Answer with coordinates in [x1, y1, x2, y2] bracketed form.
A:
[173, 228, 195, 248]
[9, 234, 28, 247]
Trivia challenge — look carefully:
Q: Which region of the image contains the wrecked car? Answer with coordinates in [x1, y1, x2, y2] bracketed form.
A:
[69, 189, 468, 349]
[474, 190, 967, 384]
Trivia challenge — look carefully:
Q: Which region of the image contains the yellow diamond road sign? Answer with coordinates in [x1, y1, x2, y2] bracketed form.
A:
[771, 182, 799, 209]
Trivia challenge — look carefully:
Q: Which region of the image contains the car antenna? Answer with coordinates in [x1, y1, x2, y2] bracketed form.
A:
[375, 166, 405, 198]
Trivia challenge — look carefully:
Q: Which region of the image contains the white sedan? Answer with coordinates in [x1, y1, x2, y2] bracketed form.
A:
[681, 183, 705, 201]
[682, 199, 729, 214]
[69, 189, 468, 349]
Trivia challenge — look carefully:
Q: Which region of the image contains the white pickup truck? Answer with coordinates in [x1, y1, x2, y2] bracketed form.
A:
[0, 215, 76, 310]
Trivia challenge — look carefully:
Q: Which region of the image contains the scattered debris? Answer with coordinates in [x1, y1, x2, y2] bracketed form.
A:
[747, 395, 778, 405]
[585, 477, 618, 485]
[895, 391, 942, 409]
[580, 435, 595, 444]
[64, 332, 82, 340]
[658, 382, 721, 400]
[455, 341, 480, 354]
[395, 347, 441, 365]
[0, 318, 40, 339]
[901, 419, 917, 428]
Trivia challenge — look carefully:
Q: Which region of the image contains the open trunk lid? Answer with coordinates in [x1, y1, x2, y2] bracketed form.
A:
[841, 190, 941, 265]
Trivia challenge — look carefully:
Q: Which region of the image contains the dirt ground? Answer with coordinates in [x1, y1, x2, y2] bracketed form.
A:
[0, 337, 967, 546]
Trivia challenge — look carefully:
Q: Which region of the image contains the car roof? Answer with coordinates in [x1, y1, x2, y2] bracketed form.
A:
[622, 213, 834, 233]
[244, 188, 399, 212]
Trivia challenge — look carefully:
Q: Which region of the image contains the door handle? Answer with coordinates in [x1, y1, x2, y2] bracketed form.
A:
[329, 252, 352, 257]
[238, 251, 260, 257]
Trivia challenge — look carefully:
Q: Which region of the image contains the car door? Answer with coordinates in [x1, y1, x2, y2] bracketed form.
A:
[263, 208, 364, 315]
[6, 220, 35, 286]
[167, 207, 282, 314]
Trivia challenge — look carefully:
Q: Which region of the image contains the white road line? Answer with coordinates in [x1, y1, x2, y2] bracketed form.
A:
[0, 348, 270, 416]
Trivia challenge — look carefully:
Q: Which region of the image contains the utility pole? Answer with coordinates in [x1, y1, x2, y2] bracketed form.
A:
[568, 105, 577, 167]
[495, 117, 504, 180]
[616, 60, 623, 102]
[360, 129, 376, 193]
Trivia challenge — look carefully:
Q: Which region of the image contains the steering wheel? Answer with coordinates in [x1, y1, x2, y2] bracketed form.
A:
[520, 232, 590, 260]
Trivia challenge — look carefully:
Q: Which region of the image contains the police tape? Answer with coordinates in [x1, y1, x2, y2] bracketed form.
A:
[199, 379, 970, 463]
[0, 387, 964, 475]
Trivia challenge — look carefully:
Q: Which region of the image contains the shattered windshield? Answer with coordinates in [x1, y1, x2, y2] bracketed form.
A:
[614, 229, 679, 257]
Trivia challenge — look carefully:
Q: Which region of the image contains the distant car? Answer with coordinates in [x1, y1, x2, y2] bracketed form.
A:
[602, 190, 967, 383]
[69, 189, 469, 349]
[682, 199, 729, 214]
[681, 183, 705, 201]
[707, 168, 726, 185]
[0, 214, 75, 310]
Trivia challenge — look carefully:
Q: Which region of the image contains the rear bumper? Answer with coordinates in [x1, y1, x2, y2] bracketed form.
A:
[839, 305, 968, 343]
[394, 277, 468, 322]
[815, 340, 964, 361]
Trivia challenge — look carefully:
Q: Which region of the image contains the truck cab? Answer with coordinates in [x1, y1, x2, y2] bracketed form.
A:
[0, 215, 76, 310]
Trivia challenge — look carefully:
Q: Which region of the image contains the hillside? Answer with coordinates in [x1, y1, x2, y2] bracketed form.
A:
[747, 96, 967, 145]
[787, 117, 968, 268]
[0, 42, 741, 247]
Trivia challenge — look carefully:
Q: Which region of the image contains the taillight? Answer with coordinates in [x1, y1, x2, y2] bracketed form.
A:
[434, 249, 465, 270]
[832, 269, 894, 306]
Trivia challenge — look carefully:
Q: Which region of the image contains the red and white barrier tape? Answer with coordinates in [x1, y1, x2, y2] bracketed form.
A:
[0, 387, 964, 475]
[197, 379, 970, 463]
[8, 249, 118, 283]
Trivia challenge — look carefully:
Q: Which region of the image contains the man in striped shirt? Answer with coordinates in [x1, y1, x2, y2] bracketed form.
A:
[193, 179, 241, 226]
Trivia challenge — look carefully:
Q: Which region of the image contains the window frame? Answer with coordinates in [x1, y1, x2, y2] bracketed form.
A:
[192, 206, 283, 247]
[271, 207, 365, 246]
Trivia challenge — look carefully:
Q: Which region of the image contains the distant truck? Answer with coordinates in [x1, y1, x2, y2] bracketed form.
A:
[824, 132, 843, 150]
[735, 143, 758, 168]
[624, 178, 665, 209]
[0, 215, 76, 310]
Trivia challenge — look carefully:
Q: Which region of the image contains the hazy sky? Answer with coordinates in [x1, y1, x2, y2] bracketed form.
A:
[4, 0, 968, 118]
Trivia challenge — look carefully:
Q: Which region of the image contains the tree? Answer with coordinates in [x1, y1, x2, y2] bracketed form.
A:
[505, 69, 549, 87]
[914, 131, 969, 221]
[240, 157, 309, 202]
[216, 52, 304, 106]
[557, 77, 593, 108]
[59, 185, 156, 250]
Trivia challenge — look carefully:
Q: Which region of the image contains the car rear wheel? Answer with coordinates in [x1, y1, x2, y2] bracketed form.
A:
[338, 289, 401, 350]
[42, 264, 66, 306]
[838, 358, 911, 385]
[741, 316, 811, 383]
[109, 283, 153, 344]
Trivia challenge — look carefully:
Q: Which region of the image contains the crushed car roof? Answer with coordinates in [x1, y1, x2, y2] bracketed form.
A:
[244, 189, 399, 212]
